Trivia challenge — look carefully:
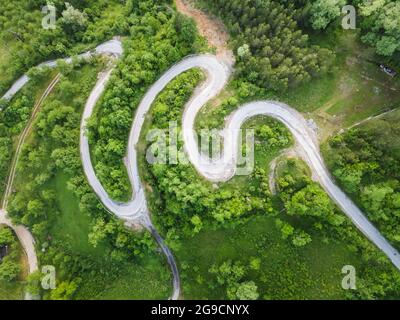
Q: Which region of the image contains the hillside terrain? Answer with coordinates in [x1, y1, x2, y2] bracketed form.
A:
[0, 0, 399, 301]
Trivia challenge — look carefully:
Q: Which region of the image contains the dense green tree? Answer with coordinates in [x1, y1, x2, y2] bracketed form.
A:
[0, 0, 127, 95]
[197, 0, 334, 91]
[358, 0, 400, 57]
[49, 280, 80, 300]
[232, 281, 259, 300]
[309, 0, 346, 30]
[0, 227, 14, 246]
[324, 112, 400, 249]
[0, 259, 20, 281]
[292, 230, 312, 247]
[60, 3, 88, 34]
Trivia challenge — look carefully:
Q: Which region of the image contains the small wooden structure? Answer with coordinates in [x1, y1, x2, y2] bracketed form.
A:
[0, 245, 8, 262]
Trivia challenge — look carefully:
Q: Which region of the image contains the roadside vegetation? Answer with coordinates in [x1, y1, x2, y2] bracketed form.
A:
[0, 225, 26, 300]
[323, 110, 400, 251]
[4, 59, 170, 300]
[87, 0, 207, 202]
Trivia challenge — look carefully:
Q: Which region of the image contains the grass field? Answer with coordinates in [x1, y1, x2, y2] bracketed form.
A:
[0, 279, 24, 300]
[280, 30, 400, 139]
[88, 256, 171, 300]
[176, 215, 360, 300]
[0, 40, 15, 92]
[50, 172, 107, 257]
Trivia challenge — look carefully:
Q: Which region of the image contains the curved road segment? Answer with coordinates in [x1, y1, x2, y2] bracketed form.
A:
[2, 38, 400, 300]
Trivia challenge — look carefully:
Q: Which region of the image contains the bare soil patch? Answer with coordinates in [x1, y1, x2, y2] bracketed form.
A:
[175, 0, 235, 66]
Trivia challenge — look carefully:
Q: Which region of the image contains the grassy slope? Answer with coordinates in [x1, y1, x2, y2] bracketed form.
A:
[92, 255, 171, 300]
[280, 30, 400, 138]
[177, 215, 359, 300]
[0, 40, 12, 86]
[51, 172, 107, 257]
[0, 32, 21, 90]
[51, 172, 171, 300]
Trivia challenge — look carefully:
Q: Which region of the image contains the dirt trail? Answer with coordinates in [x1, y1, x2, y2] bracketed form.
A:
[0, 74, 60, 299]
[175, 0, 235, 67]
[2, 74, 61, 209]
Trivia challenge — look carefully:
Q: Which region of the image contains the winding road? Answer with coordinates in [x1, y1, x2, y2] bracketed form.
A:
[0, 40, 124, 297]
[81, 43, 400, 299]
[2, 38, 400, 300]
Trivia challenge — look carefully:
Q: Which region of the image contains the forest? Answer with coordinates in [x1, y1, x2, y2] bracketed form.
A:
[0, 0, 129, 96]
[288, 0, 400, 60]
[197, 0, 334, 91]
[324, 111, 400, 250]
